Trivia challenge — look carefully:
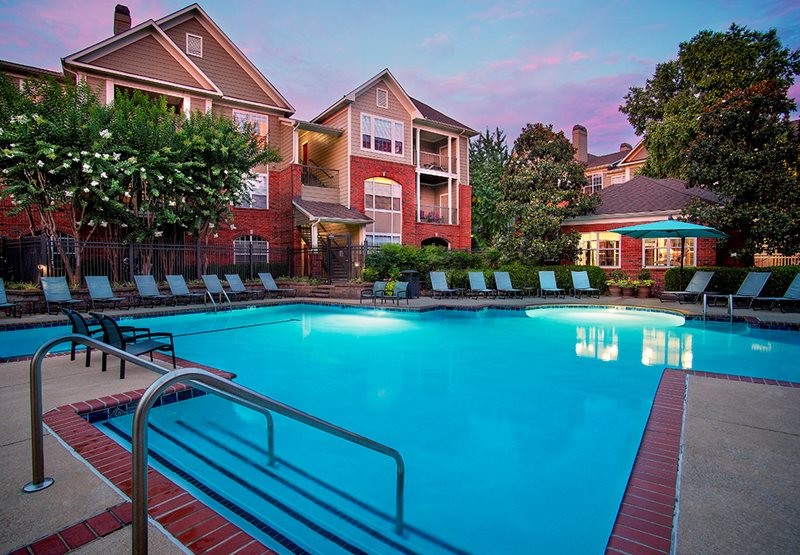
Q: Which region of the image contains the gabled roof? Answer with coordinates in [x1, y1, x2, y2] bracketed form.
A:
[586, 139, 646, 170]
[594, 176, 720, 216]
[411, 96, 478, 136]
[293, 199, 372, 224]
[0, 60, 63, 79]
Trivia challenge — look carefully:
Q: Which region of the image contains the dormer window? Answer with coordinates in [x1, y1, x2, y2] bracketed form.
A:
[376, 88, 388, 109]
[186, 33, 203, 57]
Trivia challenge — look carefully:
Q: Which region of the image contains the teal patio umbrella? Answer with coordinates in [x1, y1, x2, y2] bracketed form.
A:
[608, 218, 728, 288]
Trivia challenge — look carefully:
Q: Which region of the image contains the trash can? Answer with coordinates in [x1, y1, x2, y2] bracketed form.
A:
[399, 270, 420, 299]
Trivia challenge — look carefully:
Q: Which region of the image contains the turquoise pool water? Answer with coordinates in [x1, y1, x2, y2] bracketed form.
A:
[9, 306, 800, 553]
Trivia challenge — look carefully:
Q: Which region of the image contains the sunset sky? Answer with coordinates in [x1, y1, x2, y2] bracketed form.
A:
[1, 0, 798, 154]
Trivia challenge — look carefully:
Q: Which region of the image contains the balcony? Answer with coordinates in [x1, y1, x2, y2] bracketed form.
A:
[415, 151, 457, 174]
[418, 204, 458, 225]
[295, 164, 340, 203]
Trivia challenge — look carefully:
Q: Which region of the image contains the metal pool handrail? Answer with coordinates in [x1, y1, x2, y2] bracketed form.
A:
[131, 369, 406, 553]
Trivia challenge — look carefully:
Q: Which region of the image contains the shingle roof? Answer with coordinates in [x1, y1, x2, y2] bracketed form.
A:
[595, 176, 720, 215]
[410, 97, 477, 135]
[0, 59, 62, 78]
[293, 199, 372, 223]
[587, 151, 626, 168]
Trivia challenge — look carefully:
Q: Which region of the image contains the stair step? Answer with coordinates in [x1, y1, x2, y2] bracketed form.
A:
[312, 285, 333, 298]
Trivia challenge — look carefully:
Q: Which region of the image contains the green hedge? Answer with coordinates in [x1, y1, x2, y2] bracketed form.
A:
[663, 265, 799, 296]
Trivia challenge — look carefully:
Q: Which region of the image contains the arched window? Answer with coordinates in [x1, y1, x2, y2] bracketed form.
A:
[364, 177, 402, 246]
[233, 235, 269, 263]
[421, 237, 449, 248]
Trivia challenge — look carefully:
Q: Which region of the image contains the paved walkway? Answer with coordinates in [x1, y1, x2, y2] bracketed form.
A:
[0, 295, 798, 553]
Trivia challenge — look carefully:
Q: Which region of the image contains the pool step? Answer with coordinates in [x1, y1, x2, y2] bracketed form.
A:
[311, 285, 333, 298]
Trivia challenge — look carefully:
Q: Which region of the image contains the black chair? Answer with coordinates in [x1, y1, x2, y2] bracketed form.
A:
[90, 312, 176, 379]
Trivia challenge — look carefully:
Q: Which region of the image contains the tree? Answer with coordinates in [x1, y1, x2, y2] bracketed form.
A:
[683, 80, 800, 260]
[495, 123, 596, 265]
[621, 24, 800, 179]
[469, 128, 509, 246]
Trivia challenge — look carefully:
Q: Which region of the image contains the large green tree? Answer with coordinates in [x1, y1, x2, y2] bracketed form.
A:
[495, 123, 596, 265]
[621, 24, 800, 179]
[469, 127, 509, 246]
[683, 80, 800, 259]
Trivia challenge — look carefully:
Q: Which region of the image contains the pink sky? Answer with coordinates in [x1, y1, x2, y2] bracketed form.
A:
[1, 0, 798, 155]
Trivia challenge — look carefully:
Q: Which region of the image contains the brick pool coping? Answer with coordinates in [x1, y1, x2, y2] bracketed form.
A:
[9, 356, 800, 553]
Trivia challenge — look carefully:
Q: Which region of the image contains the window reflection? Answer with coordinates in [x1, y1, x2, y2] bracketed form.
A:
[575, 326, 619, 362]
[641, 329, 693, 369]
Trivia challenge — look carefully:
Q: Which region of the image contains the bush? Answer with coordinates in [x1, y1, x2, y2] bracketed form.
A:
[664, 265, 799, 295]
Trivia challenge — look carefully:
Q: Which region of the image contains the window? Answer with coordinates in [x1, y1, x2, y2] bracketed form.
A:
[643, 238, 695, 268]
[376, 88, 388, 108]
[577, 232, 620, 267]
[186, 33, 203, 57]
[364, 177, 402, 245]
[583, 174, 603, 194]
[233, 235, 269, 263]
[611, 174, 625, 185]
[237, 173, 268, 209]
[360, 113, 404, 156]
[233, 111, 269, 138]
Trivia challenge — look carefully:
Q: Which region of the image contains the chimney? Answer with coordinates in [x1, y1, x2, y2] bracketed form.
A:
[114, 4, 131, 35]
[620, 142, 632, 152]
[572, 124, 588, 164]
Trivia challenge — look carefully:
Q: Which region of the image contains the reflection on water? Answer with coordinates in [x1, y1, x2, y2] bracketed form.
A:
[641, 328, 693, 369]
[576, 326, 619, 361]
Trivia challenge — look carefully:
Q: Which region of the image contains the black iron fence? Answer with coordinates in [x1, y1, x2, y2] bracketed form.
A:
[0, 236, 377, 285]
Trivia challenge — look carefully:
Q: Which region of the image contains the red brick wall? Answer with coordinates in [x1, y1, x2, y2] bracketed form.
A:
[349, 155, 472, 249]
[563, 220, 720, 287]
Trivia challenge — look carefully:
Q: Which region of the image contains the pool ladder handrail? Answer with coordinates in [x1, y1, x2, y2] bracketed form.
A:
[26, 334, 406, 554]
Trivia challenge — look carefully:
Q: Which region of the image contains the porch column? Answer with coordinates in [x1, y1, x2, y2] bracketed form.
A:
[447, 178, 453, 225]
[416, 172, 421, 223]
[310, 222, 318, 248]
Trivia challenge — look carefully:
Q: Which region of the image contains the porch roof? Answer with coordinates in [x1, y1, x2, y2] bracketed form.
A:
[295, 120, 343, 136]
[293, 199, 373, 224]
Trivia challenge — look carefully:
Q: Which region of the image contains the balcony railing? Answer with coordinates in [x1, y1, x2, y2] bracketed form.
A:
[416, 151, 457, 173]
[418, 204, 458, 225]
[297, 164, 339, 189]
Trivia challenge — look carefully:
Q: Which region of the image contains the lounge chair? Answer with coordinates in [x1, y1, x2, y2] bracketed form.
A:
[384, 281, 410, 305]
[91, 312, 176, 379]
[0, 279, 21, 317]
[494, 271, 524, 298]
[570, 271, 600, 298]
[61, 308, 140, 367]
[133, 275, 175, 307]
[360, 281, 387, 304]
[85, 275, 128, 310]
[166, 275, 205, 305]
[538, 271, 565, 298]
[752, 273, 800, 312]
[258, 272, 296, 298]
[201, 274, 237, 304]
[707, 271, 772, 309]
[225, 274, 264, 300]
[468, 271, 497, 299]
[41, 276, 84, 314]
[430, 271, 462, 298]
[659, 270, 715, 304]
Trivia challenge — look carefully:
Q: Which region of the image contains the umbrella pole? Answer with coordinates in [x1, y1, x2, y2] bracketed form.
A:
[679, 236, 685, 290]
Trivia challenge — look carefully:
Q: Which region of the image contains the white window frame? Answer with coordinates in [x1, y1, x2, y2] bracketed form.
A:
[360, 113, 404, 157]
[233, 110, 269, 138]
[611, 174, 625, 185]
[186, 33, 203, 57]
[577, 231, 620, 268]
[237, 173, 268, 209]
[233, 235, 269, 263]
[376, 88, 389, 108]
[583, 174, 603, 194]
[364, 178, 402, 245]
[643, 237, 696, 268]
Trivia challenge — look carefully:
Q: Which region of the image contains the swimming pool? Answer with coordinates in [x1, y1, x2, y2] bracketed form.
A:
[15, 305, 800, 553]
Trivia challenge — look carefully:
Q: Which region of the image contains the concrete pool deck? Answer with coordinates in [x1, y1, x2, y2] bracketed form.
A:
[1, 295, 798, 553]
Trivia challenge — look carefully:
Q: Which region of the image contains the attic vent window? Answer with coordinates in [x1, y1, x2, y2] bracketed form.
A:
[376, 88, 388, 109]
[186, 33, 203, 57]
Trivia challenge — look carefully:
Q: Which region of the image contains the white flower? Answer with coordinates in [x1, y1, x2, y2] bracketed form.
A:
[82, 163, 91, 173]
[87, 220, 95, 226]
[37, 160, 44, 167]
[102, 153, 109, 160]
[168, 200, 176, 206]
[213, 233, 219, 238]
[100, 172, 107, 178]
[0, 127, 3, 135]
[100, 221, 108, 227]
[99, 129, 112, 139]
[120, 223, 128, 228]
[80, 151, 88, 156]
[62, 162, 70, 168]
[230, 224, 236, 230]
[102, 196, 109, 201]
[9, 143, 16, 148]
[73, 157, 79, 162]
[94, 153, 101, 158]
[65, 191, 74, 197]
[2, 169, 8, 174]
[83, 187, 90, 193]
[154, 230, 163, 238]
[208, 223, 215, 229]
[113, 153, 121, 161]
[90, 180, 98, 187]
[124, 191, 131, 198]
[158, 175, 163, 180]
[10, 114, 28, 124]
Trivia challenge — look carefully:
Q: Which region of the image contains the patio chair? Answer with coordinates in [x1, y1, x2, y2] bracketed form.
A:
[570, 271, 600, 299]
[41, 276, 84, 314]
[494, 271, 524, 298]
[61, 308, 142, 368]
[538, 271, 565, 299]
[201, 274, 235, 304]
[707, 271, 772, 309]
[468, 271, 497, 299]
[85, 275, 128, 311]
[360, 281, 387, 304]
[225, 274, 265, 300]
[0, 279, 21, 318]
[383, 281, 410, 305]
[91, 312, 176, 379]
[430, 271, 462, 298]
[752, 273, 800, 312]
[659, 271, 715, 304]
[258, 272, 296, 298]
[166, 275, 206, 305]
[133, 275, 175, 307]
